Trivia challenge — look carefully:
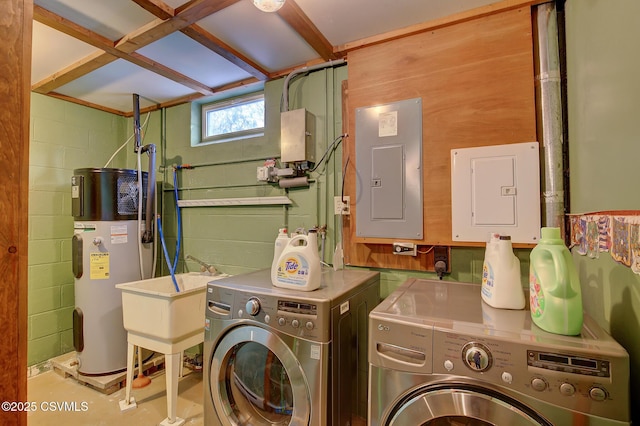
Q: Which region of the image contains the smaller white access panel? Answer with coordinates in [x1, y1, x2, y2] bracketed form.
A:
[451, 142, 540, 243]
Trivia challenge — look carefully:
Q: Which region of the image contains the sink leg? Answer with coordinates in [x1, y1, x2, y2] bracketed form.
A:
[119, 342, 137, 411]
[161, 352, 184, 426]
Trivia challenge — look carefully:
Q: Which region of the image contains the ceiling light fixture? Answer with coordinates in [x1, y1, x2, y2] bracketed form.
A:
[253, 0, 285, 12]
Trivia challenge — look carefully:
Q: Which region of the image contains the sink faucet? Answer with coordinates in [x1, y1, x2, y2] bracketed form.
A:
[185, 254, 217, 274]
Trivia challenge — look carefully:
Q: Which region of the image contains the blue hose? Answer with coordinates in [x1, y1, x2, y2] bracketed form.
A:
[157, 167, 182, 293]
[158, 216, 180, 292]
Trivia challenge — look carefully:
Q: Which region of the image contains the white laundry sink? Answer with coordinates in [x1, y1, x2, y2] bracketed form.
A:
[116, 272, 227, 343]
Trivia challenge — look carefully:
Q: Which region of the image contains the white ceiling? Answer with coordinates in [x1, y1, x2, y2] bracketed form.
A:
[31, 0, 501, 114]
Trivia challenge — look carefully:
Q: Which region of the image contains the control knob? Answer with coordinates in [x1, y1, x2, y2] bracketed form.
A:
[245, 298, 261, 316]
[559, 382, 575, 396]
[589, 386, 607, 401]
[461, 342, 492, 372]
[531, 377, 547, 391]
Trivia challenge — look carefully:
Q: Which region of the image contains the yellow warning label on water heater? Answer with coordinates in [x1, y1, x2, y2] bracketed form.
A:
[90, 252, 110, 280]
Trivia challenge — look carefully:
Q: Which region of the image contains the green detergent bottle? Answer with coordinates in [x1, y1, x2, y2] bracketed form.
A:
[529, 227, 583, 335]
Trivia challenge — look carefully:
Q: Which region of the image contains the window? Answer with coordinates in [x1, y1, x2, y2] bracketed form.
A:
[201, 93, 265, 144]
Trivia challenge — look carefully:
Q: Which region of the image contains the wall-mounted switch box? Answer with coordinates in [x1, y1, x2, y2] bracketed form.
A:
[392, 242, 417, 256]
[281, 108, 315, 164]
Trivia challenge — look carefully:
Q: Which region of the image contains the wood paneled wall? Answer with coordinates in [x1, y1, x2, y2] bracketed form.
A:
[0, 0, 31, 424]
[343, 7, 537, 270]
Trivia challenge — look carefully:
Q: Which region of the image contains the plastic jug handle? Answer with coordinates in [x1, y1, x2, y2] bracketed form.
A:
[288, 235, 308, 247]
[548, 249, 577, 298]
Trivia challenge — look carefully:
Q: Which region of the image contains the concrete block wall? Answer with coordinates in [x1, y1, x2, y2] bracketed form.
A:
[28, 93, 127, 367]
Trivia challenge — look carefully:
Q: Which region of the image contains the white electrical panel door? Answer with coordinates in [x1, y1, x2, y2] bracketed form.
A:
[355, 98, 423, 239]
[451, 142, 540, 243]
[472, 156, 516, 226]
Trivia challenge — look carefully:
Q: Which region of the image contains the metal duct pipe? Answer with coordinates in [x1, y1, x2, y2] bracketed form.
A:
[282, 58, 346, 112]
[131, 93, 156, 243]
[533, 2, 567, 234]
[141, 144, 156, 243]
[133, 94, 142, 152]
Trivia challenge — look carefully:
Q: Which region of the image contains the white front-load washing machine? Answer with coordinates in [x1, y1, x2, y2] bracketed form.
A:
[205, 268, 380, 426]
[369, 278, 630, 425]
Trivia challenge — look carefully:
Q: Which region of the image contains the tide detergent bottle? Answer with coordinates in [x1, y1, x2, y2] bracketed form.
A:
[271, 228, 321, 291]
[481, 234, 525, 309]
[271, 228, 290, 274]
[529, 227, 583, 335]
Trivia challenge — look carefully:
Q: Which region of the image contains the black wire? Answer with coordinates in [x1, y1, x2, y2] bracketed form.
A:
[342, 156, 350, 203]
[310, 134, 345, 173]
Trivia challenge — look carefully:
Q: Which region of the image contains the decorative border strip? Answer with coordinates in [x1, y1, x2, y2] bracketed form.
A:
[568, 211, 640, 274]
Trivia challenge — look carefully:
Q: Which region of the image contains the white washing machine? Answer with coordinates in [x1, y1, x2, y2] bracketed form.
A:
[205, 268, 380, 426]
[369, 278, 630, 425]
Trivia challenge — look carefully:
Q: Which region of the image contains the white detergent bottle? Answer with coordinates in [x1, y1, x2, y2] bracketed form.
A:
[481, 235, 525, 309]
[271, 229, 321, 291]
[481, 233, 500, 296]
[271, 228, 290, 276]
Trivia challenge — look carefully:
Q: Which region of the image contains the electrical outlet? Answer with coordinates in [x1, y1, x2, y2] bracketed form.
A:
[392, 242, 416, 256]
[334, 196, 350, 215]
[433, 246, 449, 278]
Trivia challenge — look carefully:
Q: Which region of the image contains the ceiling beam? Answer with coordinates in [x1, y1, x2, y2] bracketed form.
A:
[32, 51, 118, 94]
[336, 0, 549, 53]
[277, 0, 340, 61]
[132, 0, 270, 80]
[181, 24, 269, 80]
[47, 92, 129, 116]
[115, 0, 242, 54]
[131, 0, 175, 20]
[33, 4, 215, 95]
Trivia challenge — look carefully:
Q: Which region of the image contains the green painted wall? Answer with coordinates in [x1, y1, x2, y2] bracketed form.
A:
[157, 66, 499, 295]
[565, 0, 640, 421]
[28, 93, 129, 367]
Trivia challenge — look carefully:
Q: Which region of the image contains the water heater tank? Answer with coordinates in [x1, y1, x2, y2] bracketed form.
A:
[71, 168, 153, 375]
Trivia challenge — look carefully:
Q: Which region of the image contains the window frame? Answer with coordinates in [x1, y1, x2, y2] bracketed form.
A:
[200, 92, 265, 144]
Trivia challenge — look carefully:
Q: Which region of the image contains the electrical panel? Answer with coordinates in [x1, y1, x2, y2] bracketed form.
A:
[355, 98, 423, 239]
[451, 142, 540, 243]
[281, 108, 315, 164]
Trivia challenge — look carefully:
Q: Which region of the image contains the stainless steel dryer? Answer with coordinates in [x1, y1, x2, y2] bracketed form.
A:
[205, 268, 380, 426]
[369, 278, 630, 426]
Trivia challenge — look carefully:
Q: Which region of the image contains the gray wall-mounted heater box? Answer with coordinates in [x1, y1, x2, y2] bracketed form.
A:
[281, 108, 315, 164]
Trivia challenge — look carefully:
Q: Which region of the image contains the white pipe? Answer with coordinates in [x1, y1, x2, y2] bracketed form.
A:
[282, 58, 346, 112]
[137, 149, 145, 280]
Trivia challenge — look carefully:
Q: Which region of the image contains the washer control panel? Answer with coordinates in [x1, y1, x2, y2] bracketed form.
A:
[432, 329, 629, 422]
[527, 350, 610, 377]
[206, 285, 329, 342]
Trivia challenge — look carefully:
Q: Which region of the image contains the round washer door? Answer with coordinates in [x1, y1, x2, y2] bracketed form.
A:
[387, 384, 552, 426]
[209, 325, 311, 426]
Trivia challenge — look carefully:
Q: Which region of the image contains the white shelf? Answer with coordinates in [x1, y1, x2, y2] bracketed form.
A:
[177, 196, 292, 207]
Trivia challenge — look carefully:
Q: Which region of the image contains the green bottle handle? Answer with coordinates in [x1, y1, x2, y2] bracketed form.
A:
[542, 247, 577, 298]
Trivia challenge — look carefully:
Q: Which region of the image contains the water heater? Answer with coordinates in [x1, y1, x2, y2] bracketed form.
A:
[71, 168, 153, 375]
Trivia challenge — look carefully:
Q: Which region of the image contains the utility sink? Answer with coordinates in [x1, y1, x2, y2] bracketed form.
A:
[116, 272, 228, 425]
[116, 272, 227, 343]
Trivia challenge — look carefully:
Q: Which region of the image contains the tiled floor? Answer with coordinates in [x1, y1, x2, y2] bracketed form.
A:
[27, 367, 204, 425]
